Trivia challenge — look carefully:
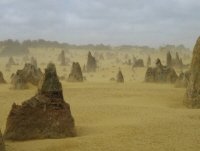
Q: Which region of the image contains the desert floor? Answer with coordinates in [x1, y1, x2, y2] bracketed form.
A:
[0, 49, 199, 151]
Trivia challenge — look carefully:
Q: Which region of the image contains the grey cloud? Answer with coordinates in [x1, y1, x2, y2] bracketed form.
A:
[0, 0, 200, 48]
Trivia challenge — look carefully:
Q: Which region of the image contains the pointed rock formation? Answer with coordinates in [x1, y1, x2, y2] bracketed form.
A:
[8, 57, 16, 65]
[166, 51, 172, 67]
[11, 63, 43, 89]
[147, 56, 151, 67]
[4, 63, 76, 140]
[175, 71, 190, 88]
[184, 37, 200, 108]
[0, 130, 5, 151]
[174, 52, 183, 68]
[0, 72, 6, 84]
[11, 70, 28, 89]
[86, 51, 97, 72]
[30, 57, 37, 68]
[116, 69, 124, 83]
[58, 50, 70, 66]
[68, 62, 83, 82]
[145, 58, 178, 83]
[60, 50, 66, 65]
[5, 57, 16, 68]
[166, 52, 183, 68]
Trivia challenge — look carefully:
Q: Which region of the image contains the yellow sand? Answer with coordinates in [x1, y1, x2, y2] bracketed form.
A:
[0, 49, 199, 151]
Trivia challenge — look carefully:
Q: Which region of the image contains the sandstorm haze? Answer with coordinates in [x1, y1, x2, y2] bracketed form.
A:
[0, 1, 200, 151]
[0, 0, 200, 47]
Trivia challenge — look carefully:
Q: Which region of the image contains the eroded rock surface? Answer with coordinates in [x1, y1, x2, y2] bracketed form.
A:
[4, 63, 76, 140]
[145, 58, 178, 83]
[184, 37, 200, 108]
[68, 62, 83, 82]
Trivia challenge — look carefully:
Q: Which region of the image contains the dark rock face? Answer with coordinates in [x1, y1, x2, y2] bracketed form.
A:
[133, 59, 144, 67]
[11, 63, 43, 89]
[68, 62, 83, 82]
[147, 56, 151, 67]
[38, 63, 63, 98]
[60, 50, 66, 65]
[0, 130, 5, 151]
[0, 72, 6, 84]
[145, 58, 178, 83]
[11, 71, 28, 89]
[116, 70, 124, 83]
[4, 63, 76, 140]
[86, 51, 97, 72]
[184, 37, 200, 108]
[166, 51, 172, 67]
[58, 50, 70, 66]
[166, 51, 183, 68]
[175, 71, 190, 88]
[172, 52, 183, 68]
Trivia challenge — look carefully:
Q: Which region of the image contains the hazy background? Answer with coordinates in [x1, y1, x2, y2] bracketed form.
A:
[0, 0, 200, 48]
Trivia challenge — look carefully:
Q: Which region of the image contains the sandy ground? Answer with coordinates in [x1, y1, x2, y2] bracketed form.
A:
[0, 49, 199, 151]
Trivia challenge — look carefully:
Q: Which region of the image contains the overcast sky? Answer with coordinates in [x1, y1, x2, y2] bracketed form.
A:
[0, 0, 200, 48]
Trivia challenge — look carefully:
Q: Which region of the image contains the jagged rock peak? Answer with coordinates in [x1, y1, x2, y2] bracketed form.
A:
[38, 63, 63, 98]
